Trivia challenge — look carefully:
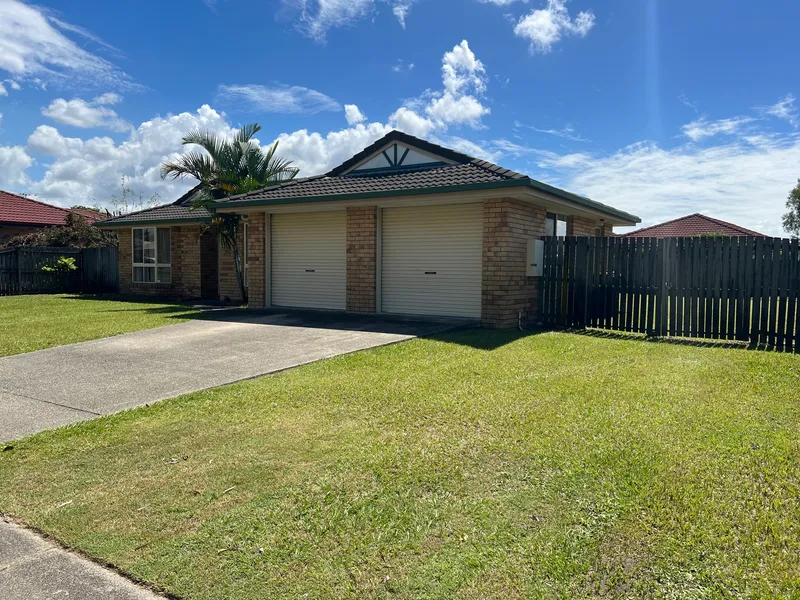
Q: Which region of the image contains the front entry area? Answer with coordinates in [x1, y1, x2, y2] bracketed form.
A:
[270, 211, 347, 310]
[380, 203, 483, 319]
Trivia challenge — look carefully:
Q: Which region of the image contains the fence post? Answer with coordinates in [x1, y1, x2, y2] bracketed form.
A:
[656, 239, 668, 336]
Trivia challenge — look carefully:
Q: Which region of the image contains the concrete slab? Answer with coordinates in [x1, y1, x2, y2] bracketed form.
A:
[0, 520, 163, 599]
[0, 309, 466, 442]
[0, 392, 97, 443]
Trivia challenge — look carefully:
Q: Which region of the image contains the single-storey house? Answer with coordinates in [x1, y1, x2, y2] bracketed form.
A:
[624, 213, 764, 238]
[97, 131, 640, 327]
[0, 189, 104, 246]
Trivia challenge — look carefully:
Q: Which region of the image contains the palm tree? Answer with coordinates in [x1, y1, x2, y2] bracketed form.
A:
[161, 123, 298, 302]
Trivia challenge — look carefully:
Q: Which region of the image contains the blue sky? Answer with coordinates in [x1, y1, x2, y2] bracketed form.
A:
[0, 0, 798, 234]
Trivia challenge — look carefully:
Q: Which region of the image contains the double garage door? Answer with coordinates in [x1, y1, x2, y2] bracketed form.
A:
[270, 204, 482, 318]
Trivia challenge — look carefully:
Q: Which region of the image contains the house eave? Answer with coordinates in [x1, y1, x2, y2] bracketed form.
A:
[94, 217, 211, 229]
[212, 178, 641, 225]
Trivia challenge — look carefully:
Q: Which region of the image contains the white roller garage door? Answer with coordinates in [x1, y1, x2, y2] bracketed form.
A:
[381, 203, 483, 318]
[271, 211, 346, 310]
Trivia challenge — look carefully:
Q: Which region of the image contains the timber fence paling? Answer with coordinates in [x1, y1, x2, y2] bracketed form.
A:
[540, 235, 800, 353]
[0, 246, 118, 296]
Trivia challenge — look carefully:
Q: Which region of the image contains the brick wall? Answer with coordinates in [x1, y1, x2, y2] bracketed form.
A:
[118, 224, 203, 298]
[482, 198, 546, 328]
[0, 225, 42, 246]
[246, 213, 266, 308]
[218, 221, 246, 303]
[346, 206, 377, 313]
[568, 215, 599, 237]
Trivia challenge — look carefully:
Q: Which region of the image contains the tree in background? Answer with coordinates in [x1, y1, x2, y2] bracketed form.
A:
[2, 212, 117, 248]
[783, 180, 800, 238]
[160, 123, 298, 302]
[108, 176, 162, 217]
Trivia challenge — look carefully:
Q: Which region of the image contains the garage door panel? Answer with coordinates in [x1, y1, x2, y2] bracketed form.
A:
[381, 204, 482, 318]
[271, 212, 346, 310]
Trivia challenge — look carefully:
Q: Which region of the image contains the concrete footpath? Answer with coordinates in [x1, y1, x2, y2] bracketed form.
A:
[0, 519, 163, 599]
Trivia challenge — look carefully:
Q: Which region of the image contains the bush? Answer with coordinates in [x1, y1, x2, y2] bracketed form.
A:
[2, 212, 117, 249]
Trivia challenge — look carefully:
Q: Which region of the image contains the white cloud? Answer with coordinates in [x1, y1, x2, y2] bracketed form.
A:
[681, 116, 755, 142]
[93, 92, 122, 105]
[515, 119, 588, 142]
[0, 144, 33, 187]
[216, 83, 340, 115]
[0, 82, 6, 96]
[534, 134, 800, 237]
[275, 122, 393, 174]
[283, 0, 374, 41]
[344, 104, 366, 125]
[0, 0, 136, 89]
[42, 96, 131, 132]
[389, 40, 490, 135]
[679, 92, 699, 113]
[514, 0, 595, 53]
[442, 40, 487, 96]
[25, 105, 238, 206]
[426, 93, 489, 128]
[392, 59, 415, 73]
[476, 0, 524, 5]
[392, 2, 411, 28]
[282, 0, 414, 41]
[758, 94, 798, 127]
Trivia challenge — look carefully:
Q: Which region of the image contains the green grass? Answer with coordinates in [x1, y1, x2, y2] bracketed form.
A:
[1, 330, 798, 599]
[0, 294, 202, 357]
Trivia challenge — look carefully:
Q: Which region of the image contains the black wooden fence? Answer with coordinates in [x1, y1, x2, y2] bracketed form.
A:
[539, 236, 800, 351]
[0, 246, 118, 296]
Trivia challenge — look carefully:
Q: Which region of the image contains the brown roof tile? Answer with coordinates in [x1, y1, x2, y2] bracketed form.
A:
[624, 213, 764, 238]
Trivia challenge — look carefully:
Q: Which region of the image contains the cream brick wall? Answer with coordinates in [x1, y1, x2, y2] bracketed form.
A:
[481, 198, 546, 328]
[346, 206, 377, 313]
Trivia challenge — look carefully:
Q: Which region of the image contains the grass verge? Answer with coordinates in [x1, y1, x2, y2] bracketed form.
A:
[0, 294, 202, 357]
[0, 330, 798, 598]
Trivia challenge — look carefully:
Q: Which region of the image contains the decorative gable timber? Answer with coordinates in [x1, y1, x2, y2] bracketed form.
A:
[347, 142, 452, 175]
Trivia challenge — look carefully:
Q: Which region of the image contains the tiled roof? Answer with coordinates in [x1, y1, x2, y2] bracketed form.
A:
[232, 162, 520, 202]
[217, 131, 640, 225]
[0, 190, 104, 226]
[624, 213, 764, 238]
[97, 185, 212, 227]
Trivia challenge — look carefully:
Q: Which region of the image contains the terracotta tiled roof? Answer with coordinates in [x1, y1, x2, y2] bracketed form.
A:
[0, 190, 104, 226]
[624, 213, 764, 238]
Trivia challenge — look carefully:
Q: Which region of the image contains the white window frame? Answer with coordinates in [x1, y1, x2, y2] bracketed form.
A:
[132, 226, 172, 284]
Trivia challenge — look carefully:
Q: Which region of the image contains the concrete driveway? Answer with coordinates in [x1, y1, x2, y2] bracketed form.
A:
[0, 309, 464, 443]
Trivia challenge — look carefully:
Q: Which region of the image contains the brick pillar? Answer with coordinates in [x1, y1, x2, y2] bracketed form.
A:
[118, 229, 132, 294]
[246, 212, 266, 308]
[567, 215, 598, 237]
[173, 225, 202, 299]
[346, 206, 377, 313]
[482, 198, 546, 328]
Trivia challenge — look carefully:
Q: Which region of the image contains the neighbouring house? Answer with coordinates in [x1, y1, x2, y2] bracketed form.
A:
[0, 190, 105, 246]
[97, 131, 640, 327]
[624, 213, 765, 238]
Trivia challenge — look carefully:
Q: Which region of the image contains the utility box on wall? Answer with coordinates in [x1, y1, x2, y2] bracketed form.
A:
[526, 238, 544, 277]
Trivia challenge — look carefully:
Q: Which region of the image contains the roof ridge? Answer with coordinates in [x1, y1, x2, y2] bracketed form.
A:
[693, 213, 764, 236]
[0, 189, 73, 215]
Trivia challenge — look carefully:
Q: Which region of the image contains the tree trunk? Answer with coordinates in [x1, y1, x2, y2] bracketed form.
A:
[232, 243, 248, 304]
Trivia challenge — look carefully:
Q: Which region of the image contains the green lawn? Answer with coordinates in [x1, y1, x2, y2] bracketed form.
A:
[0, 294, 202, 357]
[0, 330, 798, 599]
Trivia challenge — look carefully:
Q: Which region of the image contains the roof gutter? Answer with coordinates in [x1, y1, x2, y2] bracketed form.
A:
[94, 216, 212, 229]
[212, 178, 640, 225]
